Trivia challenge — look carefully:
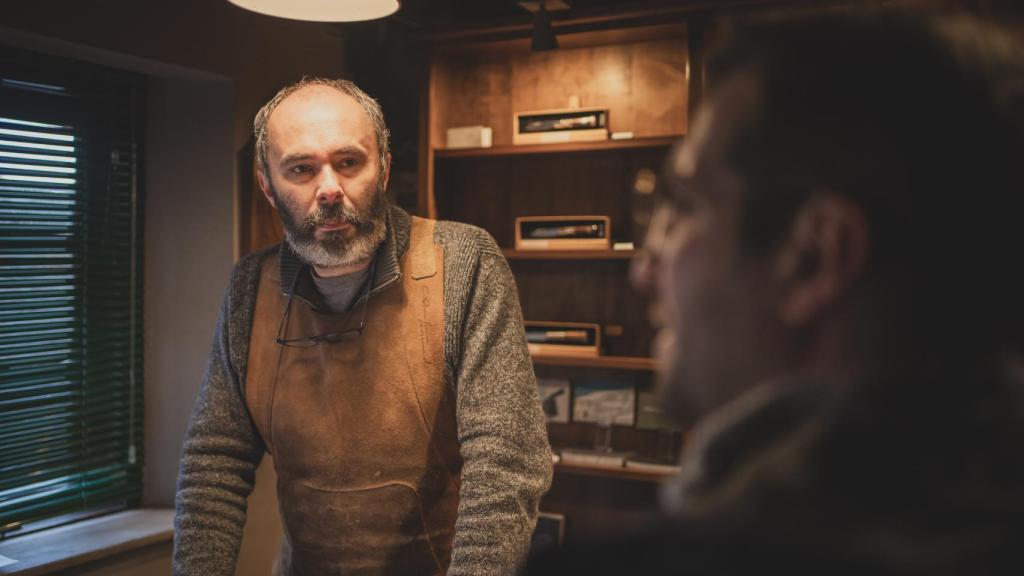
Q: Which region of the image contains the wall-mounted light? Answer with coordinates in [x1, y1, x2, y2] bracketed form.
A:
[228, 0, 400, 22]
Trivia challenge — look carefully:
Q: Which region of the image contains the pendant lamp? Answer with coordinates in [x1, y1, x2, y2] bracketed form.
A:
[228, 0, 400, 22]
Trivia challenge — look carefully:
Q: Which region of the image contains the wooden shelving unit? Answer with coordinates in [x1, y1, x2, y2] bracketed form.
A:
[531, 354, 658, 371]
[434, 135, 679, 158]
[554, 462, 678, 482]
[503, 249, 635, 260]
[421, 16, 693, 544]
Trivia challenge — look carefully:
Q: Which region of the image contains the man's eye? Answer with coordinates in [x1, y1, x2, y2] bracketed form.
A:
[337, 158, 360, 169]
[290, 165, 312, 175]
[671, 195, 697, 215]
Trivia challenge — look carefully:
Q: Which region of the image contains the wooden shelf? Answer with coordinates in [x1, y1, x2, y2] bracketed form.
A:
[554, 462, 677, 482]
[503, 249, 635, 260]
[433, 135, 679, 158]
[531, 354, 658, 371]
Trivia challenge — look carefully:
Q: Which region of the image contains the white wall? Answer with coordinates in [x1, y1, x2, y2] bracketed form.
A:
[142, 73, 235, 506]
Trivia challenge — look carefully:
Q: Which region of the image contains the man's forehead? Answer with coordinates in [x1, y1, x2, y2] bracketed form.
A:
[274, 84, 350, 110]
[267, 86, 375, 152]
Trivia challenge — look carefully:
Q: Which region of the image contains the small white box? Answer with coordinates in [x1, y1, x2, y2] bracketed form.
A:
[446, 126, 492, 149]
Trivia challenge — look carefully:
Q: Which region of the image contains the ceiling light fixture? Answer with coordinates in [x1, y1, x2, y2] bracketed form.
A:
[228, 0, 400, 22]
[520, 1, 569, 52]
[532, 3, 558, 52]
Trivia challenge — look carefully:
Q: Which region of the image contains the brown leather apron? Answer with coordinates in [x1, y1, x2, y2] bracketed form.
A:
[246, 217, 462, 576]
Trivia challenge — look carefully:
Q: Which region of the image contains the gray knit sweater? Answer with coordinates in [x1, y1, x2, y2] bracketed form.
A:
[173, 206, 553, 575]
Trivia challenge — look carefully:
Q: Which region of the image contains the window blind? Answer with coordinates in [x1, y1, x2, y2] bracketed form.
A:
[0, 49, 143, 538]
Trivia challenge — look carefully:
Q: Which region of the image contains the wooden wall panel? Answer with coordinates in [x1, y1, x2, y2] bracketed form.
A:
[432, 55, 514, 148]
[238, 139, 284, 254]
[428, 59, 448, 150]
[434, 145, 670, 247]
[512, 259, 654, 358]
[633, 38, 689, 136]
[247, 163, 285, 253]
[250, 196, 284, 253]
[510, 44, 636, 131]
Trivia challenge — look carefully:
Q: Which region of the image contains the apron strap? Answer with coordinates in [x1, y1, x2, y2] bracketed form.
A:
[408, 216, 438, 280]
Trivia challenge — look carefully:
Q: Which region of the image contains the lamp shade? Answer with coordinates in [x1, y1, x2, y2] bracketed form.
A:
[228, 0, 400, 22]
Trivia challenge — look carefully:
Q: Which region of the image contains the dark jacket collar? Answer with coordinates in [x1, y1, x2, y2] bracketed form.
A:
[278, 205, 411, 312]
[662, 378, 829, 516]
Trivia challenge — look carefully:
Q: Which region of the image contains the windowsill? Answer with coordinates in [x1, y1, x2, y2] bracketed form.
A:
[0, 509, 174, 575]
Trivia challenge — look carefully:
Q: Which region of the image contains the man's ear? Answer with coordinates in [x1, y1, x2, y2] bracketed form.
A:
[381, 153, 392, 191]
[257, 166, 275, 208]
[773, 192, 869, 326]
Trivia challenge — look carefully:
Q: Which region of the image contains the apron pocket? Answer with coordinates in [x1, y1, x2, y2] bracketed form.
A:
[279, 479, 444, 576]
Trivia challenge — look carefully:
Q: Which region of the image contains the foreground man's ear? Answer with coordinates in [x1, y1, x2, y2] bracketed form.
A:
[257, 167, 276, 209]
[774, 191, 869, 326]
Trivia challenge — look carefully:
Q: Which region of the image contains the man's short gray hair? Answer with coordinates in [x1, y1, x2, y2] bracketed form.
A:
[254, 77, 391, 175]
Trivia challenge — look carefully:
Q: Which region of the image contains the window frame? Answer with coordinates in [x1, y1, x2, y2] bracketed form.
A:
[0, 47, 145, 540]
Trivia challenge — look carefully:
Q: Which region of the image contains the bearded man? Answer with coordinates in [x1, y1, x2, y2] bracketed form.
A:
[173, 78, 552, 576]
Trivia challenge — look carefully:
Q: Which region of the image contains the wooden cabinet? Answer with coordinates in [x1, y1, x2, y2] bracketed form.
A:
[420, 17, 694, 543]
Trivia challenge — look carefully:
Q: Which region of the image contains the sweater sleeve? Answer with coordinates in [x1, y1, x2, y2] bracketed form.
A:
[172, 263, 267, 575]
[447, 236, 554, 576]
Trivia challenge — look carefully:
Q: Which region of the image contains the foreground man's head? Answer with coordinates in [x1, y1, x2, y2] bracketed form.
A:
[640, 12, 1024, 422]
[254, 78, 392, 276]
[524, 11, 1024, 575]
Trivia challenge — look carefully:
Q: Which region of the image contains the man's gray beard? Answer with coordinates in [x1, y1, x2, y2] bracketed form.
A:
[271, 177, 389, 270]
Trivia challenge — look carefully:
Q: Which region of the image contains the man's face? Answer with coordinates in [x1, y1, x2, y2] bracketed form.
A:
[643, 74, 788, 421]
[259, 85, 389, 271]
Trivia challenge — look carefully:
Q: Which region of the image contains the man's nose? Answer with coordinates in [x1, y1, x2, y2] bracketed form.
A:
[315, 167, 343, 205]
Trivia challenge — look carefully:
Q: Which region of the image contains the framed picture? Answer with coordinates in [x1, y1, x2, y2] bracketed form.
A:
[636, 387, 681, 431]
[538, 378, 571, 424]
[572, 380, 636, 426]
[529, 512, 567, 558]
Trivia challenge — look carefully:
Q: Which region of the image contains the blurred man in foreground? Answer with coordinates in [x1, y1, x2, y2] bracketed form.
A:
[529, 10, 1024, 574]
